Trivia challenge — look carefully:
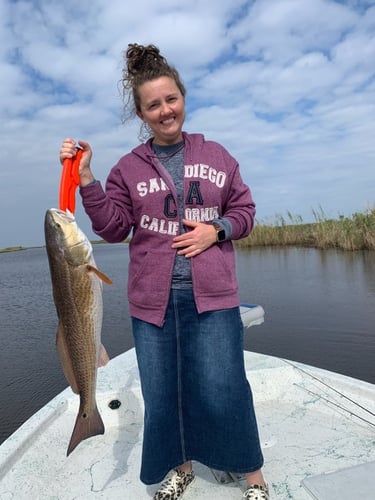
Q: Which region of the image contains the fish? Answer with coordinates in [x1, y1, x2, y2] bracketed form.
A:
[44, 208, 112, 456]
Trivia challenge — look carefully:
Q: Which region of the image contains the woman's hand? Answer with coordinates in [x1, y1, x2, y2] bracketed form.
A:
[60, 138, 95, 186]
[171, 219, 217, 258]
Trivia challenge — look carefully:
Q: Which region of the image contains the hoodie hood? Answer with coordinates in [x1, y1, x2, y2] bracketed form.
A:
[131, 131, 205, 165]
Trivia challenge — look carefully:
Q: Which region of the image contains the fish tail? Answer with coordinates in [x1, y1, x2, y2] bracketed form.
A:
[67, 403, 105, 456]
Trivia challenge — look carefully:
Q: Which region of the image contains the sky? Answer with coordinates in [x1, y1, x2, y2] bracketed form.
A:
[1, 0, 374, 248]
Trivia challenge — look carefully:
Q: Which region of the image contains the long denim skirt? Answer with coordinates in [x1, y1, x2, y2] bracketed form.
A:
[132, 288, 264, 485]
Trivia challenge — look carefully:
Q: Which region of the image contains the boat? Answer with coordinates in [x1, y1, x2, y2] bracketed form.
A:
[1, 304, 374, 499]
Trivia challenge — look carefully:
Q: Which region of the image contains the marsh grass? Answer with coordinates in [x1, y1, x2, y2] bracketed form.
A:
[236, 207, 375, 251]
[0, 246, 27, 253]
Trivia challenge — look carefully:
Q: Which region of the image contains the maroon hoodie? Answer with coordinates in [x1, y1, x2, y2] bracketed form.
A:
[80, 132, 256, 326]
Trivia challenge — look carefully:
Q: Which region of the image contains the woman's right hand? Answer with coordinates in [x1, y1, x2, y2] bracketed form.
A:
[60, 138, 95, 186]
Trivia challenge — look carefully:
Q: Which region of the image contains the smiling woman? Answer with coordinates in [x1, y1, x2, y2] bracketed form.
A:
[58, 42, 267, 500]
[136, 76, 186, 145]
[121, 43, 187, 144]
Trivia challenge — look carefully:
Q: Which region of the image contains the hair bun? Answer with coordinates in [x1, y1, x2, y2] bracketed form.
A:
[126, 43, 165, 77]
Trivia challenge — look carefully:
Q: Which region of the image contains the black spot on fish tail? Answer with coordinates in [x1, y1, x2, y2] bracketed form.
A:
[66, 403, 105, 456]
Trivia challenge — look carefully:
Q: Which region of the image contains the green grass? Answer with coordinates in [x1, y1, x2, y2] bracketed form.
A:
[236, 207, 375, 251]
[0, 246, 27, 253]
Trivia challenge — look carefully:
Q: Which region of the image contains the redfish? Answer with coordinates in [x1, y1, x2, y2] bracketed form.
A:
[44, 208, 112, 455]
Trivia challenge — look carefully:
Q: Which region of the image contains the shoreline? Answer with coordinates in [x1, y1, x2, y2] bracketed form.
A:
[0, 240, 110, 254]
[2, 208, 374, 253]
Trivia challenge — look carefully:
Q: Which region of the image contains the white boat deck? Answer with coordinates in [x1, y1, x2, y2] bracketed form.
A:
[1, 309, 375, 499]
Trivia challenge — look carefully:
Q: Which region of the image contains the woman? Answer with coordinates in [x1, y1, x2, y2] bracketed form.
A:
[60, 43, 269, 500]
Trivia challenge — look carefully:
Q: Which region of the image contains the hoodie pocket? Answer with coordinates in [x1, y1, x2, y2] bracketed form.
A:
[128, 250, 174, 309]
[192, 242, 237, 297]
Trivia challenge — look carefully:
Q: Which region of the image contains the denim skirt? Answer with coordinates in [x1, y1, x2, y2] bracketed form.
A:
[132, 288, 264, 485]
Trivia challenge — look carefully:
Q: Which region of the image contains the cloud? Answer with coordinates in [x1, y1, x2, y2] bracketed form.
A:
[0, 0, 374, 247]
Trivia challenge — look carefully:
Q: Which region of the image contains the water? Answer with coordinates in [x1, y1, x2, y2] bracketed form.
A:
[237, 247, 375, 381]
[1, 245, 374, 444]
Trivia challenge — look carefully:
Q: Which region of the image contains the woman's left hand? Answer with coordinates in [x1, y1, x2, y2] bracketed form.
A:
[171, 219, 217, 258]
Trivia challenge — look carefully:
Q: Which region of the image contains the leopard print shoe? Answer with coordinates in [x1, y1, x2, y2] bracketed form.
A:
[153, 469, 195, 500]
[242, 483, 269, 499]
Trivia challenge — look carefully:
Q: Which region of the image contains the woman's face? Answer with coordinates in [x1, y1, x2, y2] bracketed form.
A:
[137, 76, 185, 145]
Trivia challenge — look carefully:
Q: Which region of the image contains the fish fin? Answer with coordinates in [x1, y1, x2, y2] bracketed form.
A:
[86, 264, 112, 285]
[98, 343, 110, 367]
[67, 403, 105, 456]
[56, 322, 79, 394]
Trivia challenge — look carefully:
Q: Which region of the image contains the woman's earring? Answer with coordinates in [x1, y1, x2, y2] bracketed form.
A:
[138, 122, 152, 142]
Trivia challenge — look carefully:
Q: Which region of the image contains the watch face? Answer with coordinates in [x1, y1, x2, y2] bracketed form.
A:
[217, 228, 225, 242]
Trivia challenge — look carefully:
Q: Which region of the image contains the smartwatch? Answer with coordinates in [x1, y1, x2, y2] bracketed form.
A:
[213, 223, 226, 243]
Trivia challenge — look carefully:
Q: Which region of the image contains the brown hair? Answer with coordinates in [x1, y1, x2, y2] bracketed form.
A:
[121, 43, 186, 122]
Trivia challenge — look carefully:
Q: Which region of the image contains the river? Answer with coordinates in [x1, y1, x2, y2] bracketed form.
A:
[1, 244, 374, 444]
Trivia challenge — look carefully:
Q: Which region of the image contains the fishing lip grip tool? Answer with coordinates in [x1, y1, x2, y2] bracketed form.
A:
[59, 146, 83, 213]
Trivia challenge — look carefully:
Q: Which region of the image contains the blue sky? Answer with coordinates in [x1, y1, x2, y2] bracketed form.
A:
[1, 0, 374, 247]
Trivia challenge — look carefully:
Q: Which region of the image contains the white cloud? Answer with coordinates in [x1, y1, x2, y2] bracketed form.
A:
[0, 0, 374, 247]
